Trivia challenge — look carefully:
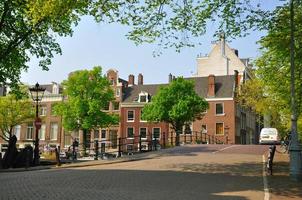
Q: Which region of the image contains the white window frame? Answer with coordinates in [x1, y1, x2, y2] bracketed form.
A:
[13, 125, 21, 140]
[152, 127, 161, 140]
[215, 103, 225, 116]
[113, 102, 119, 111]
[215, 122, 224, 135]
[26, 125, 34, 140]
[127, 127, 134, 139]
[50, 122, 58, 140]
[40, 106, 47, 116]
[139, 127, 147, 140]
[39, 124, 46, 140]
[201, 124, 207, 133]
[101, 129, 106, 140]
[127, 110, 135, 122]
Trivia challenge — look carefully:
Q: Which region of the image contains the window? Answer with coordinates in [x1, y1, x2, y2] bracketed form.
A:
[40, 106, 47, 116]
[103, 103, 110, 111]
[94, 130, 99, 140]
[216, 103, 224, 115]
[201, 125, 207, 133]
[116, 88, 120, 97]
[140, 95, 147, 102]
[50, 123, 58, 140]
[184, 123, 192, 134]
[140, 128, 147, 139]
[127, 110, 134, 121]
[64, 134, 71, 147]
[26, 124, 33, 140]
[110, 79, 115, 85]
[39, 124, 46, 140]
[216, 123, 224, 135]
[153, 128, 160, 139]
[13, 125, 21, 140]
[113, 102, 119, 110]
[127, 127, 134, 138]
[101, 130, 106, 139]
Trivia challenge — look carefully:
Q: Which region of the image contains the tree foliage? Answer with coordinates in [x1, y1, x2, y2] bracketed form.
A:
[54, 66, 118, 133]
[142, 77, 208, 133]
[239, 2, 302, 136]
[0, 92, 34, 142]
[0, 0, 280, 87]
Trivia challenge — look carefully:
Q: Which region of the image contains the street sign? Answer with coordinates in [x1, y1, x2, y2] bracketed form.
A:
[34, 117, 42, 130]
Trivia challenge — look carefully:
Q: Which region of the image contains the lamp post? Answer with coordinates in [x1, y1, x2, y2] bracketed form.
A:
[289, 0, 302, 181]
[29, 83, 45, 166]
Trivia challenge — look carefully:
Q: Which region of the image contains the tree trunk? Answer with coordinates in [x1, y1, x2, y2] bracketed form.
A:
[2, 135, 17, 169]
[175, 124, 183, 146]
[82, 129, 88, 156]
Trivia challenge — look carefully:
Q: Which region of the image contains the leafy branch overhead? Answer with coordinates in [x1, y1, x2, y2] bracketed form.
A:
[0, 0, 284, 87]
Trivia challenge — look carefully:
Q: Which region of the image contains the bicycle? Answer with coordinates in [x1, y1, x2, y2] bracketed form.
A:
[279, 139, 291, 154]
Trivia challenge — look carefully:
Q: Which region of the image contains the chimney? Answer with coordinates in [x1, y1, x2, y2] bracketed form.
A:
[168, 73, 173, 83]
[220, 32, 225, 56]
[207, 74, 215, 97]
[138, 73, 143, 85]
[128, 74, 134, 86]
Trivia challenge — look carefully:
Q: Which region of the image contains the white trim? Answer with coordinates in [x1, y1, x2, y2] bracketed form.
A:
[127, 127, 135, 139]
[121, 103, 147, 108]
[205, 98, 233, 101]
[215, 122, 224, 135]
[127, 110, 135, 122]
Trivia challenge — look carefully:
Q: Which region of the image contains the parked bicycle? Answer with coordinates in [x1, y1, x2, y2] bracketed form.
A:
[279, 139, 291, 154]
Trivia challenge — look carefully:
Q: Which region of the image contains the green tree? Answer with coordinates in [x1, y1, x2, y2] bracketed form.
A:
[0, 93, 34, 142]
[54, 66, 118, 153]
[142, 78, 208, 145]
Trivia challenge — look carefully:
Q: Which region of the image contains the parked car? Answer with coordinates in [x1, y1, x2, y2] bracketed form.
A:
[259, 128, 280, 144]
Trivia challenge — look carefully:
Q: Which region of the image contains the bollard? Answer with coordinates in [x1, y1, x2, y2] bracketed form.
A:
[55, 147, 61, 166]
[94, 140, 99, 160]
[118, 137, 122, 157]
[25, 148, 30, 169]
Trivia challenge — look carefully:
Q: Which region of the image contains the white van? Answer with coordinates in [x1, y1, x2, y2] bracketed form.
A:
[259, 128, 280, 144]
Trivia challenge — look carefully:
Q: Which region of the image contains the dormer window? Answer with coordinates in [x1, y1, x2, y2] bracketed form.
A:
[138, 91, 150, 103]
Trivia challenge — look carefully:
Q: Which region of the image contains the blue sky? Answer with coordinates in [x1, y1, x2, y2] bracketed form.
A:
[21, 1, 282, 85]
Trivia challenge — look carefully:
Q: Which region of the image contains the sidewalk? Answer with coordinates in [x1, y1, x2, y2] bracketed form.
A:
[267, 149, 302, 200]
[0, 151, 161, 173]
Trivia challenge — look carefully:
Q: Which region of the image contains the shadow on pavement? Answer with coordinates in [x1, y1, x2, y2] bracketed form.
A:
[0, 163, 265, 200]
[268, 161, 302, 199]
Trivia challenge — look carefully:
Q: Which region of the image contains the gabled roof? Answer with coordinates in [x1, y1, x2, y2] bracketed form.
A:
[122, 75, 235, 103]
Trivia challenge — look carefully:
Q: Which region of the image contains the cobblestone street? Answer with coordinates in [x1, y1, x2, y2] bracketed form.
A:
[0, 145, 278, 200]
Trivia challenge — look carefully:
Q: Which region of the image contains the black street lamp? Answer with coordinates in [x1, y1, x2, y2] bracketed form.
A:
[29, 82, 45, 166]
